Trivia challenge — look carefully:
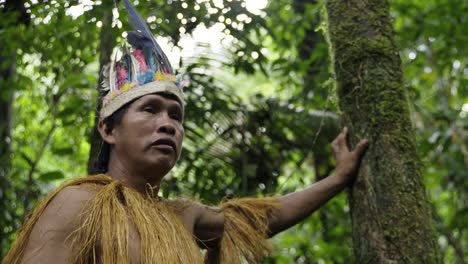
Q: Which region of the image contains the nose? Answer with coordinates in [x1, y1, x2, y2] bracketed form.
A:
[157, 116, 176, 135]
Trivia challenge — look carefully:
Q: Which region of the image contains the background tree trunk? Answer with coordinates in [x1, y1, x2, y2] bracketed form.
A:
[87, 0, 115, 173]
[292, 0, 327, 103]
[325, 0, 441, 262]
[0, 69, 13, 259]
[0, 0, 29, 257]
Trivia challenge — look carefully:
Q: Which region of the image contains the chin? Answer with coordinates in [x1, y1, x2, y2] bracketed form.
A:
[144, 158, 176, 177]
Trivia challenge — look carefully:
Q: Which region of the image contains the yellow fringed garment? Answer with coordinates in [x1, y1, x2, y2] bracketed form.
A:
[211, 197, 281, 264]
[4, 175, 280, 264]
[4, 175, 203, 264]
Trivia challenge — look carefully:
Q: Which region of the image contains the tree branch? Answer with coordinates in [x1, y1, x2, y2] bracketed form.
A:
[22, 95, 60, 220]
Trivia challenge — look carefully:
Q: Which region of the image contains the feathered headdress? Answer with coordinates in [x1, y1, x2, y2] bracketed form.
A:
[99, 0, 188, 119]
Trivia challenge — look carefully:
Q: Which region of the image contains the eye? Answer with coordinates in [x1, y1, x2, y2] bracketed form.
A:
[143, 106, 156, 113]
[170, 111, 183, 121]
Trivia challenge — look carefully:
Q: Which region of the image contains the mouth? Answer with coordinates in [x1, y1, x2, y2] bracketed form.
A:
[151, 138, 177, 152]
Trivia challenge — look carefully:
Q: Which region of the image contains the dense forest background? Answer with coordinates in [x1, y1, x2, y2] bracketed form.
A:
[0, 0, 466, 263]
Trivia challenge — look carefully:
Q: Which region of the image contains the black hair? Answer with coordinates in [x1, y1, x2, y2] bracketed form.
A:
[89, 102, 132, 174]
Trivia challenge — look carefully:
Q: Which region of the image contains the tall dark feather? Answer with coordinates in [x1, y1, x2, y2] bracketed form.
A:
[127, 31, 152, 48]
[122, 0, 173, 74]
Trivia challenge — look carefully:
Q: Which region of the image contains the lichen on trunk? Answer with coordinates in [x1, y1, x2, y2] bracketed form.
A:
[324, 0, 441, 262]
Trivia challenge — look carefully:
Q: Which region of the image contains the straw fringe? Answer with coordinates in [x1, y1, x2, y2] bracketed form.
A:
[122, 188, 202, 263]
[70, 180, 131, 264]
[212, 197, 281, 264]
[4, 175, 279, 264]
[3, 175, 203, 264]
[3, 175, 112, 264]
[70, 177, 204, 264]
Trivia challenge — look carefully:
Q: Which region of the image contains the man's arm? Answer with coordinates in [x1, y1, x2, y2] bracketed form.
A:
[268, 127, 369, 236]
[188, 203, 225, 250]
[191, 127, 368, 243]
[19, 186, 96, 263]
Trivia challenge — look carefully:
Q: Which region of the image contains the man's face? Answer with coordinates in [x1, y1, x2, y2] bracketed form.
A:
[110, 93, 184, 177]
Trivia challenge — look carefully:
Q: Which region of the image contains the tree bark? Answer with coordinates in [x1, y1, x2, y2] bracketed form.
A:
[0, 0, 29, 257]
[0, 76, 13, 259]
[325, 0, 441, 262]
[87, 0, 115, 173]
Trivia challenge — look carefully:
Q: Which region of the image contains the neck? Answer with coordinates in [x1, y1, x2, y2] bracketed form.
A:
[106, 152, 162, 196]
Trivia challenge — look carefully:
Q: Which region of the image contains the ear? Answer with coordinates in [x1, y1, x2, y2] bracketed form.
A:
[98, 120, 117, 145]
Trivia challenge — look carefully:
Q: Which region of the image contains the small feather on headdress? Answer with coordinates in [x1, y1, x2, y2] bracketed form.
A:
[108, 51, 119, 92]
[130, 53, 139, 83]
[100, 64, 111, 91]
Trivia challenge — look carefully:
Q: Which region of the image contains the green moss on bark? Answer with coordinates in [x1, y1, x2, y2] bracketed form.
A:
[324, 0, 441, 262]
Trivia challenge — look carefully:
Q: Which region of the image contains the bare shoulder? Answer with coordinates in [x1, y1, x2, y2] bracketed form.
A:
[39, 185, 99, 228]
[169, 198, 224, 248]
[31, 185, 97, 232]
[169, 199, 223, 224]
[20, 185, 99, 263]
[166, 198, 200, 230]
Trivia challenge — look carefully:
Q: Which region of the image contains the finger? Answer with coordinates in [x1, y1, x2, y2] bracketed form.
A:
[353, 139, 370, 156]
[337, 127, 348, 148]
[331, 139, 339, 152]
[331, 131, 341, 147]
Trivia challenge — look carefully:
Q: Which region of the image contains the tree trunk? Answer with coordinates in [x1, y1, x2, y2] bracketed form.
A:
[87, 0, 115, 173]
[325, 0, 441, 262]
[0, 77, 13, 259]
[0, 0, 29, 257]
[292, 0, 327, 102]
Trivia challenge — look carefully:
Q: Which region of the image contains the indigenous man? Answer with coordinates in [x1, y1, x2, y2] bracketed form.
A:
[3, 1, 369, 263]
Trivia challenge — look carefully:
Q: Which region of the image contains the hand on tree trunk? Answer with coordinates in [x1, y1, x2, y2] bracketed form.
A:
[331, 127, 369, 185]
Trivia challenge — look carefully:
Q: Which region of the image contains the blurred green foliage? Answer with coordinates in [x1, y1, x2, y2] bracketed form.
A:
[0, 0, 466, 262]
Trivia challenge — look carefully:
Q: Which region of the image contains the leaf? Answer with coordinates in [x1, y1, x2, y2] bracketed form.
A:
[52, 147, 74, 156]
[39, 171, 65, 182]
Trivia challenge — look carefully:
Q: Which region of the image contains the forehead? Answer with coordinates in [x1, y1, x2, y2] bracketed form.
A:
[132, 93, 183, 108]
